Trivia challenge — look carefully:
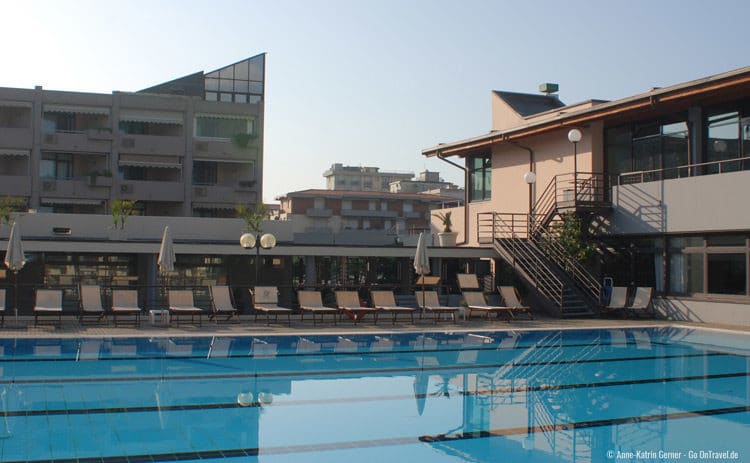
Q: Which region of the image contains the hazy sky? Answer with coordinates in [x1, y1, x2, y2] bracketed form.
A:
[4, 0, 748, 202]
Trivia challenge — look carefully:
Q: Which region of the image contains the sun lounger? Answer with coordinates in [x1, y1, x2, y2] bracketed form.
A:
[79, 285, 107, 324]
[603, 286, 628, 313]
[252, 286, 293, 325]
[209, 285, 239, 323]
[628, 287, 654, 318]
[498, 286, 534, 319]
[415, 291, 459, 323]
[461, 291, 513, 320]
[168, 290, 205, 326]
[371, 290, 417, 324]
[456, 273, 482, 290]
[334, 290, 378, 324]
[34, 289, 63, 327]
[298, 290, 338, 325]
[111, 290, 142, 326]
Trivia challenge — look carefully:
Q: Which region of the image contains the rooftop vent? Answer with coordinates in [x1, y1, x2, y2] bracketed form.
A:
[539, 83, 559, 95]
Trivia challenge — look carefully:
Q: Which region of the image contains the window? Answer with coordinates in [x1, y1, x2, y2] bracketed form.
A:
[469, 153, 491, 201]
[606, 120, 689, 180]
[195, 116, 253, 139]
[193, 161, 217, 185]
[40, 153, 72, 179]
[667, 234, 749, 296]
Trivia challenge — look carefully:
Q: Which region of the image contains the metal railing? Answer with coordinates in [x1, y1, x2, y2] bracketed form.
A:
[478, 211, 601, 308]
[530, 172, 608, 236]
[616, 156, 750, 185]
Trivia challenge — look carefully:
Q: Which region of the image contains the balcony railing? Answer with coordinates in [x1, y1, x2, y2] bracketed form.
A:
[616, 156, 750, 185]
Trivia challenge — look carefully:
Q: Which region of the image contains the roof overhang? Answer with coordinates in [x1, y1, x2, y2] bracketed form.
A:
[423, 67, 750, 158]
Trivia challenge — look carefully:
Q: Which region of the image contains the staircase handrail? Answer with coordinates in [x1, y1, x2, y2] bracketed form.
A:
[532, 230, 601, 303]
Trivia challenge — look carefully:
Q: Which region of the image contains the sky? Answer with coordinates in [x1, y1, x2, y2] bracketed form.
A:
[3, 0, 749, 203]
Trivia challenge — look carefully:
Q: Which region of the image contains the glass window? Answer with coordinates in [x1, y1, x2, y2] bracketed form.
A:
[605, 119, 689, 180]
[706, 235, 746, 247]
[669, 253, 703, 294]
[707, 253, 746, 295]
[707, 112, 740, 173]
[40, 153, 72, 179]
[195, 117, 252, 139]
[192, 161, 217, 185]
[469, 154, 491, 201]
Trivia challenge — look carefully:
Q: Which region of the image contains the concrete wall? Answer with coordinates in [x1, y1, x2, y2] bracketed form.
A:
[609, 170, 750, 235]
[655, 297, 750, 327]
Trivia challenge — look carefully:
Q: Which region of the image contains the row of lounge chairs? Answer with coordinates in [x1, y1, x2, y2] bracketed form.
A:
[603, 286, 654, 317]
[0, 282, 534, 327]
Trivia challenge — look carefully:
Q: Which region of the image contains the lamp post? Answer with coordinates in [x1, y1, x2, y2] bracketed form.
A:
[240, 232, 277, 285]
[567, 128, 582, 201]
[523, 171, 537, 235]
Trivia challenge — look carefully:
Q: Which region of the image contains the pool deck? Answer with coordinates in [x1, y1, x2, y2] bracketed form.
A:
[0, 314, 746, 338]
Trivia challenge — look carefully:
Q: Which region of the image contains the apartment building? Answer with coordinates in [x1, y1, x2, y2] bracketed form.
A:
[0, 54, 265, 218]
[278, 189, 453, 241]
[322, 163, 413, 192]
[423, 67, 750, 326]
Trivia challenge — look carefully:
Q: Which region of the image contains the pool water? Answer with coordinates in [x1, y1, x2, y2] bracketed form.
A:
[0, 327, 747, 463]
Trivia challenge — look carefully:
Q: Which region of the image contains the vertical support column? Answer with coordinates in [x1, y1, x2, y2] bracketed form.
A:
[304, 256, 317, 288]
[183, 98, 195, 216]
[30, 86, 43, 210]
[688, 106, 704, 169]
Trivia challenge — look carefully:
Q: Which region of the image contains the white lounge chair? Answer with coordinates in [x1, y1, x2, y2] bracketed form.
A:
[252, 286, 293, 325]
[371, 290, 417, 324]
[603, 286, 629, 313]
[111, 289, 142, 326]
[415, 290, 459, 323]
[79, 285, 107, 324]
[628, 287, 654, 318]
[462, 291, 513, 320]
[298, 290, 338, 325]
[34, 289, 63, 327]
[209, 285, 239, 323]
[334, 290, 378, 324]
[498, 286, 534, 319]
[168, 290, 205, 326]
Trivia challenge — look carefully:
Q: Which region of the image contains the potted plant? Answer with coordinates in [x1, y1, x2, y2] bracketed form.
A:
[433, 211, 458, 247]
[111, 199, 136, 230]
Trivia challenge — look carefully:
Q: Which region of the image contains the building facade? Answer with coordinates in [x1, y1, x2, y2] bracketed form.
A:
[322, 163, 413, 192]
[278, 189, 454, 245]
[0, 54, 265, 218]
[423, 67, 750, 326]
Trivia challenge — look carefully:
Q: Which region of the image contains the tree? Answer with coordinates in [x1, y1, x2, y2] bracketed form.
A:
[236, 203, 268, 233]
[111, 199, 136, 229]
[545, 212, 596, 264]
[0, 197, 25, 226]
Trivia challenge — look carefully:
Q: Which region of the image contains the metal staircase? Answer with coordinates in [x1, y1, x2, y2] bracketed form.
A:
[478, 172, 610, 317]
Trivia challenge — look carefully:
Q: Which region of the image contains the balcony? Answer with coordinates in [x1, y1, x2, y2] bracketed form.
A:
[42, 131, 111, 153]
[0, 127, 33, 149]
[341, 209, 398, 218]
[0, 175, 31, 196]
[120, 134, 185, 157]
[192, 184, 256, 204]
[193, 138, 258, 162]
[305, 208, 333, 218]
[39, 178, 110, 200]
[119, 180, 184, 202]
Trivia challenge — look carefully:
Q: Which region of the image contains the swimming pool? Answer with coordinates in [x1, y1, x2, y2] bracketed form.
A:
[0, 327, 747, 463]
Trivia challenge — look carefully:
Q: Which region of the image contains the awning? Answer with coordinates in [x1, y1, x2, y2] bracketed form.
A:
[41, 198, 103, 206]
[119, 154, 182, 169]
[119, 109, 183, 125]
[193, 157, 254, 164]
[192, 202, 236, 210]
[44, 104, 110, 115]
[195, 113, 252, 120]
[0, 100, 32, 108]
[0, 149, 30, 157]
[119, 160, 182, 169]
